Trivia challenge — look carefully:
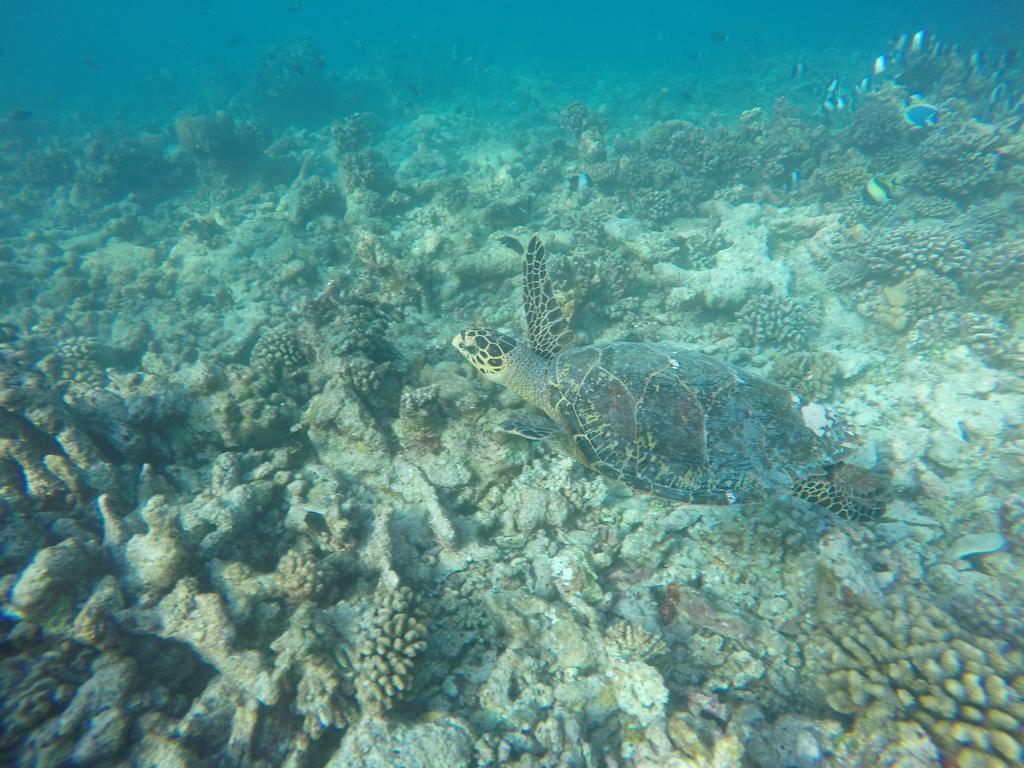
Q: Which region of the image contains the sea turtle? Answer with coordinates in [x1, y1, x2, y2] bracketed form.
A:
[452, 235, 886, 520]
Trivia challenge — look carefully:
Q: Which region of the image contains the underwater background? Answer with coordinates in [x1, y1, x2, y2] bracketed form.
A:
[2, 1, 1024, 766]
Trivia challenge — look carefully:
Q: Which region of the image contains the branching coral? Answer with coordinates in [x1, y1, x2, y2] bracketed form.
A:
[37, 337, 114, 391]
[864, 224, 973, 279]
[251, 326, 311, 379]
[817, 593, 1023, 767]
[770, 351, 840, 402]
[354, 583, 428, 715]
[738, 293, 820, 349]
[558, 101, 596, 138]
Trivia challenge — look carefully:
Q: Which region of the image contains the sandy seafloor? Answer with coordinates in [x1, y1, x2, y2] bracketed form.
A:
[1, 24, 1023, 768]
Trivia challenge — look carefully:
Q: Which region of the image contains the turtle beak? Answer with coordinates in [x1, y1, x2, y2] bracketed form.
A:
[452, 333, 468, 356]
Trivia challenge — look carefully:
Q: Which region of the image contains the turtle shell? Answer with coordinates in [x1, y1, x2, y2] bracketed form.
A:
[545, 342, 852, 504]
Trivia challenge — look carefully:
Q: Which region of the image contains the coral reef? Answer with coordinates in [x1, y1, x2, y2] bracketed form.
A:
[771, 351, 841, 402]
[738, 292, 820, 349]
[353, 582, 428, 715]
[863, 224, 973, 279]
[251, 326, 312, 379]
[816, 594, 1023, 766]
[2, 21, 1023, 768]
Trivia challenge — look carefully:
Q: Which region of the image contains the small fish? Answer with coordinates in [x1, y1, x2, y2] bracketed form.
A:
[969, 50, 984, 70]
[7, 108, 32, 121]
[710, 30, 727, 43]
[873, 55, 887, 75]
[826, 77, 839, 94]
[564, 172, 591, 192]
[991, 83, 1006, 105]
[788, 170, 800, 192]
[834, 93, 848, 110]
[902, 98, 939, 128]
[286, 1, 303, 12]
[304, 510, 329, 534]
[864, 174, 897, 204]
[227, 34, 244, 48]
[855, 76, 871, 93]
[822, 97, 836, 113]
[792, 60, 806, 77]
[894, 33, 908, 52]
[911, 30, 926, 53]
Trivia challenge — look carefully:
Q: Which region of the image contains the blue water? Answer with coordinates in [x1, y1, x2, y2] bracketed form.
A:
[5, 1, 1022, 121]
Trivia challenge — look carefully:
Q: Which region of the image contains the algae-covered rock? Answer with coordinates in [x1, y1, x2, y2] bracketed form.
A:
[327, 714, 474, 768]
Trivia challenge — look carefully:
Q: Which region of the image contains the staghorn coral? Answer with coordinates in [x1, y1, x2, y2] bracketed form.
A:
[816, 593, 1023, 767]
[864, 224, 973, 278]
[354, 582, 428, 715]
[738, 293, 820, 349]
[771, 351, 841, 403]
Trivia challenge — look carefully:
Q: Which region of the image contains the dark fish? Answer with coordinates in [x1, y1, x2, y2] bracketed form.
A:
[286, 1, 303, 12]
[304, 510, 329, 534]
[710, 30, 727, 43]
[7, 108, 32, 121]
[227, 34, 244, 48]
[82, 56, 100, 70]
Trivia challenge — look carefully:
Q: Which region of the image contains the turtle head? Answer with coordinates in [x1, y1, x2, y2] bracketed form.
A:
[453, 328, 519, 384]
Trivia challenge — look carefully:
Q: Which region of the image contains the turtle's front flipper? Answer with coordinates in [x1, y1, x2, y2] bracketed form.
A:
[498, 413, 563, 440]
[500, 235, 575, 359]
[793, 463, 889, 522]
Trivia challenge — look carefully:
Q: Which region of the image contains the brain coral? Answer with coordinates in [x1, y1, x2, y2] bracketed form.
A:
[816, 593, 1023, 767]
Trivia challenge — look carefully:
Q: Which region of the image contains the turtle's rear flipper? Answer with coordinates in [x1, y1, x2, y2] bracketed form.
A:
[498, 413, 562, 440]
[793, 463, 889, 522]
